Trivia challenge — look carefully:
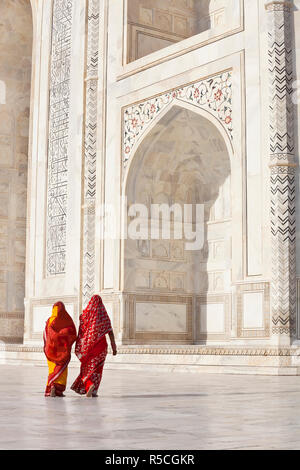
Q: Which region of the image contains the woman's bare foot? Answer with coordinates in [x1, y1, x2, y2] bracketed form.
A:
[50, 386, 56, 397]
[86, 384, 95, 397]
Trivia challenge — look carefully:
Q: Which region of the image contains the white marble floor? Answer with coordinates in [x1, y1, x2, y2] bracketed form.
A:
[1, 364, 300, 449]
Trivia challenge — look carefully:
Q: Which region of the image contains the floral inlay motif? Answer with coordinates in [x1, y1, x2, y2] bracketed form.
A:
[123, 71, 232, 166]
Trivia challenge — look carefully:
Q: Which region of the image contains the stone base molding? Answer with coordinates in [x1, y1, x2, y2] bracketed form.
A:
[2, 343, 300, 375]
[1, 343, 300, 356]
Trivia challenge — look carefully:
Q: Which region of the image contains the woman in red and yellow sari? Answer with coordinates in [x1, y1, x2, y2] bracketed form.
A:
[71, 295, 117, 397]
[43, 302, 77, 397]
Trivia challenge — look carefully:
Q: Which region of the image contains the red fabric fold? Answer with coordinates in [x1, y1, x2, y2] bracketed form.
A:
[43, 302, 77, 365]
[44, 365, 68, 397]
[71, 295, 111, 395]
[74, 295, 112, 363]
[71, 336, 108, 395]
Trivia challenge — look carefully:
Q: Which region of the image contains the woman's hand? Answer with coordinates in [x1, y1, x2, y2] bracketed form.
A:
[108, 329, 117, 356]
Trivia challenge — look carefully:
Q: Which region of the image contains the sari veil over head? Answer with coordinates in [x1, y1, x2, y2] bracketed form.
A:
[71, 295, 112, 395]
[44, 301, 77, 365]
[75, 294, 112, 361]
[43, 301, 77, 397]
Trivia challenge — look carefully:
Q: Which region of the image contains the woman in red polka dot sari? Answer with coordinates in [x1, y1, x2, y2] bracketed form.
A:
[71, 295, 117, 397]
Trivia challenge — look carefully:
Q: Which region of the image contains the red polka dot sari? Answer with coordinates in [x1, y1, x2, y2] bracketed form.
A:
[71, 295, 112, 395]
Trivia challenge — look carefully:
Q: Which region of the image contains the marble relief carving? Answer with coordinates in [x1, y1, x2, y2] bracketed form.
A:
[137, 240, 150, 257]
[140, 240, 185, 261]
[170, 272, 185, 291]
[123, 71, 232, 167]
[135, 270, 186, 292]
[46, 0, 73, 276]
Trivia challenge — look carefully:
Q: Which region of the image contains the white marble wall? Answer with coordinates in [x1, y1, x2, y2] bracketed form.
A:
[0, 0, 32, 343]
[135, 302, 187, 333]
[242, 292, 264, 330]
[199, 303, 225, 334]
[127, 0, 239, 63]
[103, 0, 270, 344]
[23, 0, 86, 344]
[20, 0, 299, 348]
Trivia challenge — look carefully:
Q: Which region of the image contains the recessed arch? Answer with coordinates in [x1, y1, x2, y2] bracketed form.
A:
[121, 103, 233, 344]
[122, 98, 234, 194]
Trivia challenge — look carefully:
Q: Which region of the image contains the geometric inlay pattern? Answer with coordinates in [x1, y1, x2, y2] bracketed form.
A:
[266, 1, 296, 336]
[123, 70, 232, 167]
[46, 0, 73, 276]
[82, 0, 100, 308]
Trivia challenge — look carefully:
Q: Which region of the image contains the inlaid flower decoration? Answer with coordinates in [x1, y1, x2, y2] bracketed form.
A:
[123, 71, 232, 167]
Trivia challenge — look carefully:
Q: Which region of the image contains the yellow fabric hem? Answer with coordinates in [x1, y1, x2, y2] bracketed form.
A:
[47, 360, 68, 386]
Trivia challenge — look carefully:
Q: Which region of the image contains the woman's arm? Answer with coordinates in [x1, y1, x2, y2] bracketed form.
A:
[108, 329, 117, 355]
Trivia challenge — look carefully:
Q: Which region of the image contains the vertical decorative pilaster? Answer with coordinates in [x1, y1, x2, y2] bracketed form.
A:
[46, 0, 74, 276]
[266, 1, 296, 338]
[82, 0, 100, 308]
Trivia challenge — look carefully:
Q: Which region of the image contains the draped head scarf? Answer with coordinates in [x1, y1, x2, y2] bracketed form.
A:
[43, 302, 77, 365]
[75, 295, 112, 362]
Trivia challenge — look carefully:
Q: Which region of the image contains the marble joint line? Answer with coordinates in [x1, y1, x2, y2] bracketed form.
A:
[266, 1, 296, 336]
[82, 0, 100, 308]
[123, 71, 233, 167]
[46, 0, 74, 277]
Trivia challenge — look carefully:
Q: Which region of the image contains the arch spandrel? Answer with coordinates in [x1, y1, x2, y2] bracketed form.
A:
[122, 99, 234, 196]
[122, 70, 233, 174]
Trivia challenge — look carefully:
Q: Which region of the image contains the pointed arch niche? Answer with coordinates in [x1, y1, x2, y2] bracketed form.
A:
[121, 92, 239, 345]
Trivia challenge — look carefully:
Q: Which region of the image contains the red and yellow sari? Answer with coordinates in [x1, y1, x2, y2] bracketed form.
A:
[43, 302, 77, 397]
[71, 295, 112, 396]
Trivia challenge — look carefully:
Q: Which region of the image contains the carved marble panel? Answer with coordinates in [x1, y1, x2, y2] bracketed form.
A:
[46, 0, 73, 276]
[125, 293, 193, 343]
[135, 302, 187, 333]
